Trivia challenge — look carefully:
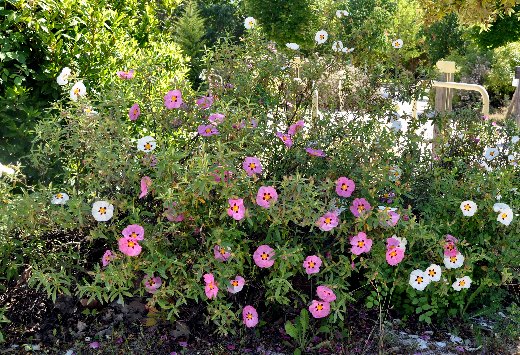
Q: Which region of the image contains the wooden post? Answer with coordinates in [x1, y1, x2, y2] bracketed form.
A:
[433, 61, 457, 154]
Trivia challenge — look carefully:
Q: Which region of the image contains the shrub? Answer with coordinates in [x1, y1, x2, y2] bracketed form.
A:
[1, 12, 519, 343]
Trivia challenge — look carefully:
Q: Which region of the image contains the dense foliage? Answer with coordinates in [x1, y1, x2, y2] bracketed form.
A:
[1, 17, 519, 345]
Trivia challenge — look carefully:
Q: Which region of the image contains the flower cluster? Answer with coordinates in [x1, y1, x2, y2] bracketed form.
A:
[309, 286, 336, 318]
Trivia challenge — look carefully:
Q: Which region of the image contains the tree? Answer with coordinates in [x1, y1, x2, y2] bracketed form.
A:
[174, 0, 206, 84]
[418, 0, 520, 28]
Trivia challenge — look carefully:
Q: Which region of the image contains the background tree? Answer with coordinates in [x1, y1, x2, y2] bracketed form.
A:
[174, 1, 206, 85]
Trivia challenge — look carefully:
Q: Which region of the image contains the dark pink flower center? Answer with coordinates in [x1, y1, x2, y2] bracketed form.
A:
[246, 313, 253, 320]
[308, 261, 315, 268]
[316, 303, 324, 311]
[341, 183, 348, 191]
[261, 252, 269, 260]
[263, 193, 272, 201]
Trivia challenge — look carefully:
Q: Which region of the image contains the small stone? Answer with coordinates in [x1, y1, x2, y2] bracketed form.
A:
[435, 341, 446, 348]
[424, 331, 434, 335]
[77, 321, 87, 332]
[449, 333, 463, 343]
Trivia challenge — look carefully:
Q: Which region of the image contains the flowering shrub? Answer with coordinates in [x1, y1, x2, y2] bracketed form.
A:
[0, 14, 518, 341]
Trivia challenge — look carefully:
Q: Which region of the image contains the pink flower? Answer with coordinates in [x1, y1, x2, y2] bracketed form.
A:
[227, 198, 245, 221]
[90, 341, 100, 349]
[350, 232, 373, 255]
[129, 103, 140, 121]
[143, 274, 162, 293]
[385, 247, 405, 266]
[445, 234, 458, 243]
[336, 177, 355, 198]
[208, 113, 225, 125]
[242, 305, 258, 327]
[386, 237, 400, 249]
[227, 275, 245, 294]
[117, 69, 135, 79]
[444, 241, 458, 257]
[214, 245, 231, 261]
[303, 255, 322, 274]
[164, 203, 185, 222]
[309, 300, 331, 318]
[253, 244, 275, 268]
[196, 96, 214, 109]
[350, 198, 372, 217]
[122, 224, 145, 240]
[276, 132, 293, 147]
[139, 176, 152, 199]
[212, 169, 232, 183]
[164, 90, 183, 109]
[317, 286, 336, 302]
[288, 120, 304, 135]
[316, 212, 339, 231]
[256, 186, 278, 208]
[101, 250, 115, 267]
[306, 148, 326, 157]
[198, 124, 219, 136]
[242, 157, 262, 176]
[203, 273, 218, 299]
[384, 211, 400, 227]
[118, 236, 142, 256]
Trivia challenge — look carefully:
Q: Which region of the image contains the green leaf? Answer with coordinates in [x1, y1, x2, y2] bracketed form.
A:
[299, 308, 309, 336]
[284, 322, 299, 340]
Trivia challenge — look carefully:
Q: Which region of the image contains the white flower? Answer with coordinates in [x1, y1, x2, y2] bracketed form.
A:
[512, 136, 519, 144]
[496, 194, 502, 201]
[497, 208, 513, 226]
[460, 200, 477, 217]
[342, 47, 354, 53]
[286, 43, 300, 50]
[244, 16, 256, 29]
[70, 81, 86, 101]
[0, 163, 15, 176]
[83, 107, 98, 116]
[508, 154, 518, 166]
[391, 235, 407, 251]
[51, 192, 69, 205]
[390, 119, 403, 132]
[452, 276, 472, 291]
[493, 203, 511, 212]
[480, 161, 492, 172]
[332, 41, 344, 52]
[389, 165, 402, 181]
[92, 201, 114, 222]
[444, 252, 465, 269]
[57, 67, 71, 85]
[424, 264, 442, 282]
[484, 147, 499, 161]
[336, 10, 348, 18]
[392, 39, 403, 49]
[315, 30, 328, 44]
[137, 136, 157, 153]
[409, 269, 430, 291]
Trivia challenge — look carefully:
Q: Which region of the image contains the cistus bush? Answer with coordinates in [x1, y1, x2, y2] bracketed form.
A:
[0, 14, 519, 340]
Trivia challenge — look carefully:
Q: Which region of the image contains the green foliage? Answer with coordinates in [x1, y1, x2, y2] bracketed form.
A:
[471, 7, 520, 49]
[421, 14, 465, 64]
[284, 309, 311, 353]
[174, 0, 206, 84]
[485, 41, 520, 100]
[0, 6, 519, 345]
[418, 0, 520, 28]
[245, 0, 321, 48]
